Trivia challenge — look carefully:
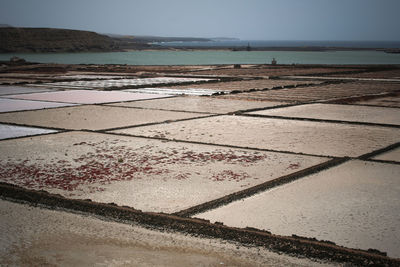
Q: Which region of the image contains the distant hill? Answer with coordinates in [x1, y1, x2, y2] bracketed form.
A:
[106, 34, 211, 43]
[210, 37, 240, 42]
[0, 27, 118, 53]
[0, 27, 215, 53]
[107, 34, 212, 50]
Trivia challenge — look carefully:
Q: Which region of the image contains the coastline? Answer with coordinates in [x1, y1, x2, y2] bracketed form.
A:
[108, 46, 400, 53]
[2, 27, 399, 54]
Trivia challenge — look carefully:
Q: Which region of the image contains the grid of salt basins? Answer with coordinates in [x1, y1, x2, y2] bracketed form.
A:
[0, 78, 399, 261]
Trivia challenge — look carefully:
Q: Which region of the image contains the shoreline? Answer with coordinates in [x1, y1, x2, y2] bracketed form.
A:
[141, 46, 400, 52]
[2, 27, 399, 54]
[2, 46, 400, 54]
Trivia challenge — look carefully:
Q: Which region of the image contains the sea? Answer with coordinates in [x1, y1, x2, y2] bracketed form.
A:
[1, 40, 400, 65]
[155, 40, 400, 49]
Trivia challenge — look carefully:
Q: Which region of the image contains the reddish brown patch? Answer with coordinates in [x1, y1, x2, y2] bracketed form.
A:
[0, 142, 269, 194]
[211, 170, 250, 182]
[287, 163, 301, 170]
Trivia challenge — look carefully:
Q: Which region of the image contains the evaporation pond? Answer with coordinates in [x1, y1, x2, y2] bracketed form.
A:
[112, 115, 400, 157]
[0, 124, 57, 140]
[109, 96, 284, 114]
[195, 160, 400, 258]
[41, 77, 216, 89]
[0, 131, 327, 213]
[373, 147, 400, 162]
[0, 85, 54, 96]
[0, 105, 204, 130]
[0, 98, 77, 113]
[124, 88, 222, 96]
[247, 103, 400, 125]
[353, 95, 400, 108]
[6, 90, 171, 104]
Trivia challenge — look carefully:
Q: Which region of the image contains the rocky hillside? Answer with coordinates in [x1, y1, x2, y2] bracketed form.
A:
[0, 27, 118, 53]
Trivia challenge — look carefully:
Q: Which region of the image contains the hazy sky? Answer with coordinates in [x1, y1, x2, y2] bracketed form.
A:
[1, 0, 399, 41]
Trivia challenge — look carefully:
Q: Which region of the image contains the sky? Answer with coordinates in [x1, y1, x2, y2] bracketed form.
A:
[1, 0, 399, 41]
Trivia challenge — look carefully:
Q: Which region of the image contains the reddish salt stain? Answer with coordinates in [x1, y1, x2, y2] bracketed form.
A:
[287, 163, 301, 170]
[174, 173, 191, 180]
[0, 141, 270, 194]
[211, 170, 250, 182]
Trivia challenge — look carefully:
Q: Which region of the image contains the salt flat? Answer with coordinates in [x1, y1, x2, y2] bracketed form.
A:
[195, 160, 400, 258]
[0, 105, 204, 130]
[0, 123, 57, 140]
[109, 96, 284, 114]
[0, 98, 78, 113]
[5, 90, 172, 104]
[112, 115, 400, 157]
[36, 77, 216, 89]
[246, 103, 400, 125]
[373, 147, 400, 162]
[0, 131, 327, 213]
[124, 87, 223, 96]
[0, 85, 54, 96]
[1, 63, 399, 265]
[353, 95, 400, 108]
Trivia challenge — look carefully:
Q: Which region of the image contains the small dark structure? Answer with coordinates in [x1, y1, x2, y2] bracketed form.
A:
[246, 43, 251, 51]
[9, 56, 26, 64]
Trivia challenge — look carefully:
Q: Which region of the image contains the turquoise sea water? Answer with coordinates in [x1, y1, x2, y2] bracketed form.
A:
[1, 50, 400, 65]
[156, 40, 400, 49]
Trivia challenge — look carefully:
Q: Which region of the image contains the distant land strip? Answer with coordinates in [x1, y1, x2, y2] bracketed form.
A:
[1, 27, 399, 53]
